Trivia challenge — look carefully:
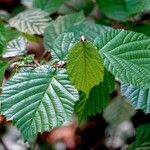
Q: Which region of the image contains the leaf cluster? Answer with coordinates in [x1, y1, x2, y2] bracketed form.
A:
[0, 0, 150, 148]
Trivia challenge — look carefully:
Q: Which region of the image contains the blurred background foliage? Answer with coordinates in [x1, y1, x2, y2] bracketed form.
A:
[0, 0, 150, 150]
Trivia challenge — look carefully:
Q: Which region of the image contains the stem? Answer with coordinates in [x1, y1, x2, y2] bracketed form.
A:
[18, 64, 37, 68]
[34, 60, 40, 67]
[9, 56, 21, 64]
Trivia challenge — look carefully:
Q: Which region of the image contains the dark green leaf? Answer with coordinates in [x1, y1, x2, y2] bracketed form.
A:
[59, 0, 94, 15]
[75, 69, 115, 120]
[33, 0, 68, 14]
[0, 66, 79, 140]
[51, 32, 79, 63]
[97, 0, 150, 21]
[129, 124, 150, 150]
[68, 21, 112, 42]
[94, 29, 150, 89]
[44, 12, 85, 50]
[135, 24, 150, 37]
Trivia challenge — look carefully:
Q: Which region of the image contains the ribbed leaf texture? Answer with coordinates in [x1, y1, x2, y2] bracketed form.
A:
[94, 29, 150, 89]
[103, 97, 135, 127]
[67, 41, 104, 96]
[121, 83, 150, 113]
[33, 0, 68, 14]
[3, 37, 26, 58]
[75, 69, 115, 120]
[9, 9, 51, 35]
[51, 32, 79, 63]
[68, 21, 112, 42]
[44, 12, 85, 50]
[0, 23, 19, 54]
[0, 66, 79, 140]
[129, 124, 150, 150]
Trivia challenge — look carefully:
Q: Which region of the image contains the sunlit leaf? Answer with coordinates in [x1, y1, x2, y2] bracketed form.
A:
[9, 9, 51, 35]
[67, 41, 104, 96]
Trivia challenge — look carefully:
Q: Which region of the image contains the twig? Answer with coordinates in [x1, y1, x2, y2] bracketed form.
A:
[34, 60, 40, 67]
[18, 64, 37, 68]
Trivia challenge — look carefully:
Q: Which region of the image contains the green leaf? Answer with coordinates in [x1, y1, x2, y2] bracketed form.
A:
[121, 83, 150, 113]
[33, 0, 68, 14]
[75, 69, 115, 120]
[0, 10, 11, 21]
[0, 60, 8, 87]
[135, 24, 150, 37]
[50, 32, 79, 63]
[22, 33, 40, 42]
[67, 41, 104, 96]
[9, 9, 51, 35]
[0, 66, 79, 140]
[103, 69, 115, 94]
[94, 29, 150, 89]
[48, 22, 111, 63]
[59, 0, 94, 15]
[97, 0, 150, 21]
[129, 124, 150, 150]
[0, 23, 19, 54]
[103, 97, 135, 127]
[68, 21, 112, 42]
[3, 37, 27, 58]
[44, 12, 85, 50]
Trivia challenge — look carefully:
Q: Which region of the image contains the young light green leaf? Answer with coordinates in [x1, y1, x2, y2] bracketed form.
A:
[9, 9, 51, 35]
[94, 29, 150, 89]
[3, 37, 27, 58]
[44, 12, 85, 50]
[67, 41, 104, 96]
[75, 69, 115, 120]
[121, 83, 150, 113]
[22, 33, 40, 42]
[0, 66, 79, 140]
[33, 0, 68, 14]
[129, 124, 150, 150]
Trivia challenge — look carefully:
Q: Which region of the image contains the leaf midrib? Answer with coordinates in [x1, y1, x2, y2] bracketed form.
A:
[26, 74, 54, 134]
